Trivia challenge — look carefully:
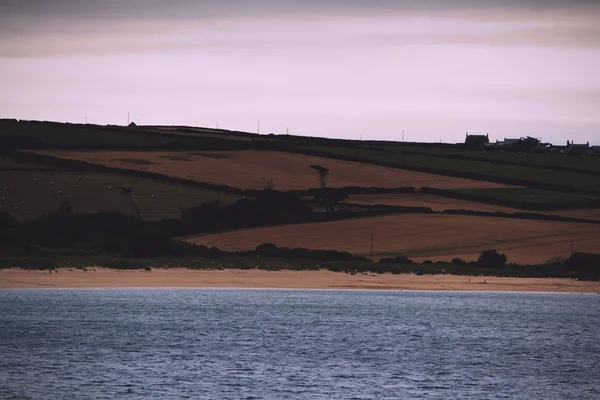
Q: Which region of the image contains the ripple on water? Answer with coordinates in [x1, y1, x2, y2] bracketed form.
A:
[0, 290, 599, 399]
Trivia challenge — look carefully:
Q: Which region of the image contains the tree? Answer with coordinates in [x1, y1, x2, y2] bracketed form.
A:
[478, 249, 508, 267]
[510, 136, 540, 152]
[310, 165, 329, 189]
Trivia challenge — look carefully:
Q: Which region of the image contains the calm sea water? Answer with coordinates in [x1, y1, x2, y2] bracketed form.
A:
[0, 289, 599, 399]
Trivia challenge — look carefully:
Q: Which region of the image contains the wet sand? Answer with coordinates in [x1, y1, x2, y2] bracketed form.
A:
[1, 268, 598, 293]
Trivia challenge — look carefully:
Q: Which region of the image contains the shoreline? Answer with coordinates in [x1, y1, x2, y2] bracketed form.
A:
[1, 268, 599, 293]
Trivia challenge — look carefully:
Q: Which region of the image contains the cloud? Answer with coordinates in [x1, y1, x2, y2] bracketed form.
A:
[2, 1, 600, 27]
[444, 22, 600, 48]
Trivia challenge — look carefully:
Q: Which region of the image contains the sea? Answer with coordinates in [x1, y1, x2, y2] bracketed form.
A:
[0, 289, 598, 399]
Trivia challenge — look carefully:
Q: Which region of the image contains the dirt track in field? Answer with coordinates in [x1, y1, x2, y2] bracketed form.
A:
[39, 150, 516, 191]
[0, 171, 238, 221]
[187, 214, 600, 265]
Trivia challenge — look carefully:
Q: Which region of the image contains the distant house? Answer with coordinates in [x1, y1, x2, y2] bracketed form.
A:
[465, 133, 489, 148]
[566, 141, 590, 155]
[499, 138, 520, 150]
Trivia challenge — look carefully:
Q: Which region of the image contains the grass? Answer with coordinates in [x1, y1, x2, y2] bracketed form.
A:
[298, 146, 600, 196]
[346, 193, 520, 213]
[0, 170, 239, 221]
[452, 188, 596, 205]
[117, 158, 156, 165]
[387, 145, 600, 174]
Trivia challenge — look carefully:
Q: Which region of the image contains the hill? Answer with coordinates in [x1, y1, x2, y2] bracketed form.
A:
[2, 118, 600, 276]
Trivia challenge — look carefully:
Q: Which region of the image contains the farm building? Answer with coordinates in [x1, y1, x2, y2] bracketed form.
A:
[496, 138, 520, 149]
[465, 133, 489, 148]
[565, 142, 590, 155]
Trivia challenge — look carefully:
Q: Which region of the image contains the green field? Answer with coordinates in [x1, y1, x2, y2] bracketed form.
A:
[297, 145, 600, 196]
[451, 188, 597, 205]
[387, 145, 600, 174]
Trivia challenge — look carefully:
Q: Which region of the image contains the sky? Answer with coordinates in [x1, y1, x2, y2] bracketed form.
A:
[1, 1, 599, 144]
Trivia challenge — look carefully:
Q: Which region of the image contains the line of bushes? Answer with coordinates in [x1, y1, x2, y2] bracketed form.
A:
[2, 247, 598, 281]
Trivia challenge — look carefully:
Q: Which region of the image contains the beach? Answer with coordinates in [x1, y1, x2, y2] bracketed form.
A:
[1, 268, 598, 293]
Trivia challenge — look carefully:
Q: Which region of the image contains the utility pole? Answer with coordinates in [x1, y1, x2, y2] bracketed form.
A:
[127, 112, 130, 125]
[286, 127, 288, 135]
[402, 129, 405, 142]
[257, 120, 260, 134]
[571, 240, 574, 256]
[370, 232, 373, 258]
[85, 116, 87, 124]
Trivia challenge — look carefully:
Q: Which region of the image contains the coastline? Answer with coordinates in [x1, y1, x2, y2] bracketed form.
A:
[1, 268, 598, 293]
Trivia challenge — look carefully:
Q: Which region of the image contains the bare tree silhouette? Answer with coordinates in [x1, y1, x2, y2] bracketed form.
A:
[310, 165, 329, 189]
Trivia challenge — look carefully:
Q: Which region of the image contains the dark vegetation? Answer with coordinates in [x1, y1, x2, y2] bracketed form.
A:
[1, 189, 598, 279]
[1, 210, 598, 280]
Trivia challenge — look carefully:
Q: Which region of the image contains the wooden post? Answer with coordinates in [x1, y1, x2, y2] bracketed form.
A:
[571, 240, 574, 256]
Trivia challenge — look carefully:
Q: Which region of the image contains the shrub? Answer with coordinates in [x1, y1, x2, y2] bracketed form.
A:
[451, 258, 467, 266]
[477, 249, 508, 267]
[132, 233, 173, 257]
[546, 256, 566, 265]
[379, 255, 414, 264]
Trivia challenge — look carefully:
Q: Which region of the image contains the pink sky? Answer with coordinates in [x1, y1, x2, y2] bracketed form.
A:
[1, 1, 599, 144]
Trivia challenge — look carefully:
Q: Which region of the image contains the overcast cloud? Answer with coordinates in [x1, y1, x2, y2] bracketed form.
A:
[0, 0, 599, 143]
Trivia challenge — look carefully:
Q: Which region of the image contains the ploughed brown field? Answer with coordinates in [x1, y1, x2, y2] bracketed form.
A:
[187, 214, 600, 265]
[37, 150, 516, 191]
[0, 171, 238, 221]
[346, 193, 521, 213]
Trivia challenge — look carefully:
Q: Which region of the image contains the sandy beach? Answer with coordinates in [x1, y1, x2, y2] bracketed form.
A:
[1, 268, 598, 293]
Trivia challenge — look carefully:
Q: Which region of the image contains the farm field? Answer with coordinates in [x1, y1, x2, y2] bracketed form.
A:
[549, 208, 600, 222]
[386, 145, 600, 173]
[38, 150, 517, 191]
[0, 171, 238, 221]
[187, 214, 600, 265]
[304, 146, 600, 195]
[451, 188, 597, 205]
[346, 193, 521, 213]
[0, 156, 56, 170]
